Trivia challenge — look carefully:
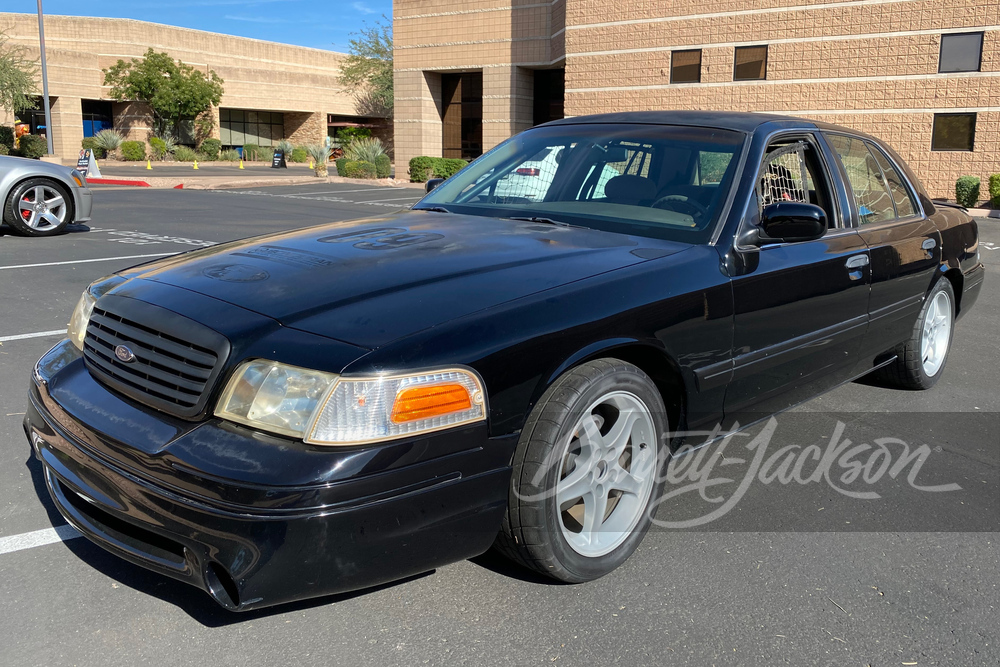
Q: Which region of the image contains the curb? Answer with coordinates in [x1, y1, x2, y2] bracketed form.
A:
[967, 207, 1000, 218]
[86, 178, 152, 187]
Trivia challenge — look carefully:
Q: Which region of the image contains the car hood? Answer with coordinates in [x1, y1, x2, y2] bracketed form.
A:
[126, 210, 689, 348]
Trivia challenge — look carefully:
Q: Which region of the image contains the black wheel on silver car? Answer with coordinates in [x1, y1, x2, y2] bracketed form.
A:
[873, 278, 956, 390]
[3, 178, 73, 237]
[495, 359, 667, 582]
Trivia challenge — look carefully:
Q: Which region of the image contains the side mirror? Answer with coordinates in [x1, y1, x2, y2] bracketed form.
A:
[425, 178, 445, 193]
[759, 202, 827, 243]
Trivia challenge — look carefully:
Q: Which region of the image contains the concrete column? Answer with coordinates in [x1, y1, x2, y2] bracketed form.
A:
[482, 66, 534, 154]
[285, 111, 325, 146]
[394, 69, 443, 178]
[49, 96, 82, 160]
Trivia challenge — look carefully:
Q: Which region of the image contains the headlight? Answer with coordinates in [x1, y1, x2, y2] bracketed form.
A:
[70, 170, 86, 187]
[215, 362, 486, 445]
[67, 275, 127, 350]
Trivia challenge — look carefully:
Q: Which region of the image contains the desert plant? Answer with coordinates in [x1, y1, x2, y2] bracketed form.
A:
[94, 128, 125, 159]
[290, 146, 308, 163]
[0, 126, 14, 150]
[989, 174, 1000, 209]
[955, 176, 980, 208]
[120, 140, 146, 161]
[173, 146, 197, 161]
[343, 160, 378, 179]
[242, 143, 261, 161]
[275, 139, 294, 157]
[200, 138, 221, 159]
[149, 136, 168, 159]
[374, 154, 391, 178]
[408, 156, 436, 183]
[259, 146, 275, 163]
[220, 148, 240, 161]
[80, 136, 105, 159]
[306, 143, 331, 177]
[343, 136, 386, 164]
[16, 134, 46, 159]
[433, 158, 468, 179]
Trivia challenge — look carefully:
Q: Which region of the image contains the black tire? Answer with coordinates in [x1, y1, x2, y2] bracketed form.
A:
[870, 278, 956, 390]
[3, 178, 73, 237]
[494, 359, 668, 583]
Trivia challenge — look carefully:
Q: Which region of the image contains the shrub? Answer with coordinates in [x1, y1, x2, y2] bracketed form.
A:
[259, 146, 275, 163]
[242, 143, 261, 161]
[344, 137, 386, 165]
[220, 148, 241, 161]
[433, 158, 468, 179]
[408, 156, 436, 183]
[17, 134, 47, 159]
[306, 143, 332, 176]
[0, 144, 8, 156]
[342, 160, 377, 179]
[336, 127, 371, 146]
[989, 174, 1000, 209]
[150, 136, 168, 159]
[275, 139, 294, 158]
[94, 129, 125, 158]
[291, 146, 308, 163]
[0, 126, 14, 150]
[173, 146, 198, 162]
[955, 176, 980, 208]
[200, 138, 222, 159]
[335, 157, 349, 175]
[81, 137, 106, 159]
[374, 154, 391, 179]
[120, 140, 146, 161]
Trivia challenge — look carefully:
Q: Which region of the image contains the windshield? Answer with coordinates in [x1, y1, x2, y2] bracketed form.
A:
[416, 123, 746, 244]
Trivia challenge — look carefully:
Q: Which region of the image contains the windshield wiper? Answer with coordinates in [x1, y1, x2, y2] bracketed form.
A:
[413, 206, 451, 213]
[506, 216, 572, 227]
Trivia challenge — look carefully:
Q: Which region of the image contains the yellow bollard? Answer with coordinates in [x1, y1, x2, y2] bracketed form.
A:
[239, 159, 244, 170]
[193, 160, 199, 170]
[146, 159, 152, 170]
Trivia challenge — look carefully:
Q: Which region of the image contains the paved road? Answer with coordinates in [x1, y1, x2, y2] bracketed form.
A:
[0, 183, 996, 666]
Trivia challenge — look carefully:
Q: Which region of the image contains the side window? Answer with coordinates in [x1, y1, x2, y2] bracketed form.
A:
[826, 134, 896, 225]
[755, 137, 835, 227]
[866, 143, 917, 218]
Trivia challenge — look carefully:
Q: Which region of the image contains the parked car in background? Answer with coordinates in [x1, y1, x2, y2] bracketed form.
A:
[1, 155, 93, 236]
[26, 111, 983, 611]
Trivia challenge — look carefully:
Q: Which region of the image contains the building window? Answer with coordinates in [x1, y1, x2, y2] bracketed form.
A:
[734, 45, 768, 81]
[671, 50, 702, 84]
[931, 113, 976, 151]
[219, 109, 285, 148]
[82, 100, 113, 137]
[939, 32, 983, 73]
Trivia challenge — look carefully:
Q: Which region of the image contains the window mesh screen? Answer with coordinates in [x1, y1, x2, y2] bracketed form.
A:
[757, 142, 811, 213]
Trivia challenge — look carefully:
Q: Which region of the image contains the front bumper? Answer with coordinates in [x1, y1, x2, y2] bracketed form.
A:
[74, 185, 92, 223]
[26, 340, 515, 611]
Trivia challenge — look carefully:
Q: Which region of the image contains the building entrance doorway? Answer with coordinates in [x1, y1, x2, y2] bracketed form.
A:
[441, 72, 482, 159]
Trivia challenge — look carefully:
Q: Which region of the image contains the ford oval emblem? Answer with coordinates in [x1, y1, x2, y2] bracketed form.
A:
[114, 345, 137, 363]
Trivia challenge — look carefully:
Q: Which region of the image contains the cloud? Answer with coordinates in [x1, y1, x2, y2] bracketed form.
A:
[351, 1, 376, 14]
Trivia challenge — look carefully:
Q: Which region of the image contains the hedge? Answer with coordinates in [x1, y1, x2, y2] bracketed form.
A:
[433, 158, 468, 179]
[989, 174, 1000, 209]
[200, 138, 221, 159]
[408, 156, 437, 183]
[342, 160, 377, 179]
[120, 140, 146, 161]
[374, 154, 391, 179]
[291, 146, 308, 163]
[16, 134, 47, 159]
[955, 176, 980, 208]
[0, 126, 14, 150]
[335, 157, 350, 176]
[0, 144, 8, 156]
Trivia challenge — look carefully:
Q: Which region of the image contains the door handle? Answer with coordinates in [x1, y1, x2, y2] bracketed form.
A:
[845, 254, 869, 269]
[922, 238, 937, 250]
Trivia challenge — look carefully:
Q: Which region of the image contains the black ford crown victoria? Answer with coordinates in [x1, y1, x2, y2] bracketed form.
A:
[26, 112, 984, 610]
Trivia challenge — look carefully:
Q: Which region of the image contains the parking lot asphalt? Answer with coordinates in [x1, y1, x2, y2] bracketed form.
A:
[0, 182, 997, 666]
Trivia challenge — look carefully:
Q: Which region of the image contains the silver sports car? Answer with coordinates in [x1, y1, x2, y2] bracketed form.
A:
[1, 155, 93, 237]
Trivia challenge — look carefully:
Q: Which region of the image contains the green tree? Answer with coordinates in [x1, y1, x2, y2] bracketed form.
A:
[0, 30, 38, 116]
[103, 49, 223, 137]
[338, 17, 393, 118]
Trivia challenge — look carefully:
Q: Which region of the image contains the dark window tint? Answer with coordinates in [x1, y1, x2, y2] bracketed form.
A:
[931, 113, 976, 151]
[867, 144, 917, 218]
[826, 134, 896, 224]
[734, 45, 767, 81]
[671, 50, 702, 83]
[939, 32, 983, 73]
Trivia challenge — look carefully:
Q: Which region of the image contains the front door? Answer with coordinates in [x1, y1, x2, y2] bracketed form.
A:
[724, 133, 872, 426]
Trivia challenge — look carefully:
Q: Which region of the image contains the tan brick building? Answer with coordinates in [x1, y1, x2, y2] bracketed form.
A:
[394, 0, 1000, 199]
[0, 13, 378, 161]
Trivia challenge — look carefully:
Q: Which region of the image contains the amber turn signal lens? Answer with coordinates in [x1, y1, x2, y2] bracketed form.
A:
[391, 383, 473, 424]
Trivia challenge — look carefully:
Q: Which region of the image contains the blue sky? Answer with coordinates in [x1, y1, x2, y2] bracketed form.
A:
[6, 0, 392, 52]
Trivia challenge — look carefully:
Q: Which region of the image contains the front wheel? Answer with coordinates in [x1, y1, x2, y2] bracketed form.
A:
[494, 359, 668, 582]
[872, 278, 956, 389]
[3, 178, 73, 237]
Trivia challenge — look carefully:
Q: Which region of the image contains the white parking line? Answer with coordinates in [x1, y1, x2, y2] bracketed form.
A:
[0, 525, 82, 556]
[0, 329, 65, 343]
[0, 253, 175, 271]
[283, 188, 410, 195]
[358, 195, 423, 204]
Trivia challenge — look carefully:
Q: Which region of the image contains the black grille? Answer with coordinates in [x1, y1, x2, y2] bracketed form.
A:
[83, 295, 230, 419]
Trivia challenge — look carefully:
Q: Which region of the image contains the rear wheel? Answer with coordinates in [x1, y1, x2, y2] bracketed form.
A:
[495, 359, 667, 582]
[871, 278, 955, 389]
[3, 178, 73, 237]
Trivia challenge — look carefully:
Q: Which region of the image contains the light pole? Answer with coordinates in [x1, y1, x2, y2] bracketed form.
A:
[36, 0, 54, 156]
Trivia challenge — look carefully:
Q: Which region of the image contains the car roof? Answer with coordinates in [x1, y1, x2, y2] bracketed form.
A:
[541, 110, 819, 133]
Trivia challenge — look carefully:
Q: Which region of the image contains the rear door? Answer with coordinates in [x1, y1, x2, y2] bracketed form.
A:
[823, 133, 941, 363]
